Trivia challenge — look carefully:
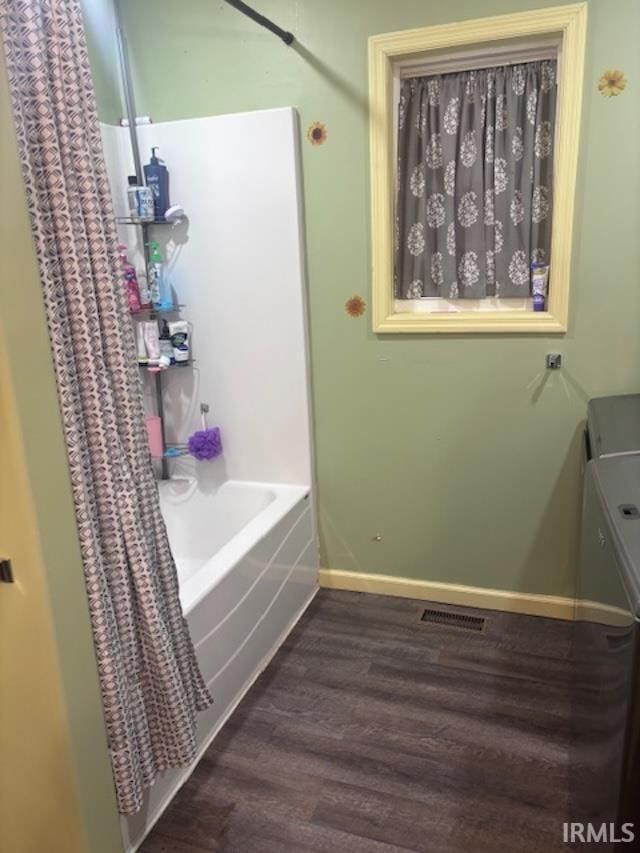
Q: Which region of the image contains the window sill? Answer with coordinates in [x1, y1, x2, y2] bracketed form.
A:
[394, 297, 534, 314]
[376, 306, 567, 334]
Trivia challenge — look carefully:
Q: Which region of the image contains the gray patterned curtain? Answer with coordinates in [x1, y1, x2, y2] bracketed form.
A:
[0, 0, 211, 815]
[395, 61, 557, 299]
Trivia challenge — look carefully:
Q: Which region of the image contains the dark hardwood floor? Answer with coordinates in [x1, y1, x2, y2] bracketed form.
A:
[141, 589, 573, 853]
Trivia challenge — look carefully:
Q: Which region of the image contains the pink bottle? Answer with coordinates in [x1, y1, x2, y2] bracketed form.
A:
[118, 244, 142, 313]
[146, 416, 163, 458]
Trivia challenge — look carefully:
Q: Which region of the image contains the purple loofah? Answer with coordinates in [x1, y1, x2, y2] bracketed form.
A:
[187, 427, 223, 461]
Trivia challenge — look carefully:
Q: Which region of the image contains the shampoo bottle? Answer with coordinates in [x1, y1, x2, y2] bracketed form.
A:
[118, 244, 142, 313]
[143, 321, 160, 364]
[135, 322, 147, 363]
[159, 321, 174, 365]
[137, 269, 152, 309]
[143, 148, 170, 220]
[531, 263, 550, 312]
[148, 241, 173, 311]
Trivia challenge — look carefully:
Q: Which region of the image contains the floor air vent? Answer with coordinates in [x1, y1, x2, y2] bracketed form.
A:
[420, 608, 486, 631]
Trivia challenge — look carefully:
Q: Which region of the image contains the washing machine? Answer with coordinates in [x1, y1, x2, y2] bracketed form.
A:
[586, 394, 640, 461]
[572, 395, 640, 844]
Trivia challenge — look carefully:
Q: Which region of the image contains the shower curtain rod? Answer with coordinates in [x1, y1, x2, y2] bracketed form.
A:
[222, 0, 294, 45]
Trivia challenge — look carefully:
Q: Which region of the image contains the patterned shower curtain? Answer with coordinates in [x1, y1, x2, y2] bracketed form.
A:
[0, 0, 211, 815]
[395, 61, 557, 299]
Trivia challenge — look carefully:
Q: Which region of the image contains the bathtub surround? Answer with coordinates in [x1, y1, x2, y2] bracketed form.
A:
[101, 108, 315, 489]
[103, 0, 640, 604]
[1, 0, 210, 816]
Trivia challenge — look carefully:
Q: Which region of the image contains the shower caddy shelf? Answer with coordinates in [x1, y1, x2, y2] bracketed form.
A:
[124, 215, 190, 480]
[137, 360, 192, 371]
[116, 216, 181, 226]
[115, 17, 194, 481]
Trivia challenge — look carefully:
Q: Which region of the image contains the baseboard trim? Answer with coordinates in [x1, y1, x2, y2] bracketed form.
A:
[574, 598, 630, 627]
[319, 568, 576, 621]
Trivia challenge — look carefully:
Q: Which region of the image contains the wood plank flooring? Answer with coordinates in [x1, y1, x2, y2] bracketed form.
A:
[141, 590, 573, 853]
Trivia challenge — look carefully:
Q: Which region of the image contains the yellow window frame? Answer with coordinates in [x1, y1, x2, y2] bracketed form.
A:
[369, 3, 588, 334]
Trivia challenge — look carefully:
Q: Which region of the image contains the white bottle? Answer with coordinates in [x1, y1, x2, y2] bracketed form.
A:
[127, 176, 154, 222]
[169, 321, 190, 364]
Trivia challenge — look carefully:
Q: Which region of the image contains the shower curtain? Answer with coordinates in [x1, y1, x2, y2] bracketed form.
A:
[0, 0, 211, 815]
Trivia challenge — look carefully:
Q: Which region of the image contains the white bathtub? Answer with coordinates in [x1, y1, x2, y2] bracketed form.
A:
[122, 478, 318, 852]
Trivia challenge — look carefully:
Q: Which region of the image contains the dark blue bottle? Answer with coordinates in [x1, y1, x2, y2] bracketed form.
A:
[143, 147, 170, 220]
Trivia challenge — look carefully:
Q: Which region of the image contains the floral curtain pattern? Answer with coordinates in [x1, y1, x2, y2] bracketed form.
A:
[0, 0, 211, 814]
[395, 61, 557, 299]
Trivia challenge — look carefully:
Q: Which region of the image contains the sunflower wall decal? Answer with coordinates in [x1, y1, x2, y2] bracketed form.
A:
[345, 295, 366, 317]
[307, 121, 328, 146]
[598, 69, 627, 97]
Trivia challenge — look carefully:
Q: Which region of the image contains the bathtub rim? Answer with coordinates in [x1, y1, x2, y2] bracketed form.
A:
[175, 479, 311, 615]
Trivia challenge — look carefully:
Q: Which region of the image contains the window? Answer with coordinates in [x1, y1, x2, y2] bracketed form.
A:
[369, 4, 587, 333]
[396, 58, 556, 306]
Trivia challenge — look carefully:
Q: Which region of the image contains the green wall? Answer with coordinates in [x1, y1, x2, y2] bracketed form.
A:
[81, 0, 122, 126]
[103, 0, 638, 597]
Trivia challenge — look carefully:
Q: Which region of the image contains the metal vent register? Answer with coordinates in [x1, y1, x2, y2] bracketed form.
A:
[420, 608, 486, 631]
